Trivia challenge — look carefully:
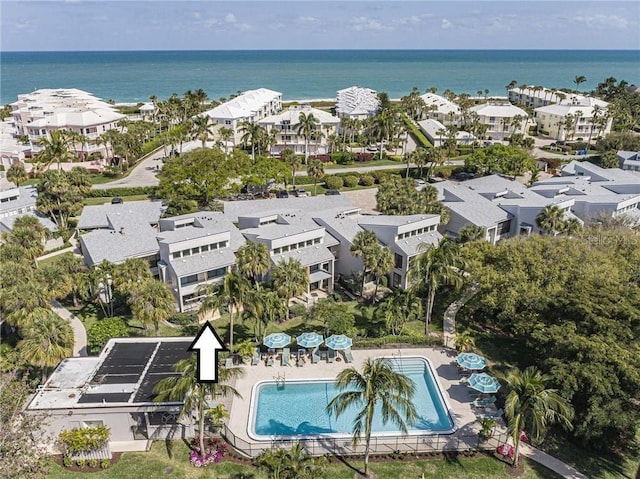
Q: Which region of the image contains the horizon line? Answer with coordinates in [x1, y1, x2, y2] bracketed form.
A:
[2, 48, 639, 54]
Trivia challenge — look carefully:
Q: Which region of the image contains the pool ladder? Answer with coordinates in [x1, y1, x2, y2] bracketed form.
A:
[274, 372, 286, 389]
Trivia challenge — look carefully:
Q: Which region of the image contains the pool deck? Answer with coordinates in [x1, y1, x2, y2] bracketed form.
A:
[226, 346, 487, 454]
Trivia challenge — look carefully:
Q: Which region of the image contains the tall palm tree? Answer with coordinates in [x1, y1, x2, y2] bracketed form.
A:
[271, 258, 308, 320]
[535, 204, 566, 235]
[192, 115, 214, 148]
[457, 224, 486, 243]
[573, 75, 587, 92]
[370, 246, 394, 302]
[243, 289, 286, 338]
[235, 242, 270, 288]
[502, 366, 574, 467]
[113, 257, 153, 295]
[409, 237, 464, 335]
[306, 158, 325, 195]
[218, 126, 234, 155]
[18, 311, 74, 382]
[128, 278, 175, 336]
[281, 148, 301, 189]
[370, 109, 396, 160]
[56, 252, 89, 308]
[240, 121, 265, 161]
[350, 230, 379, 298]
[297, 112, 319, 164]
[37, 130, 77, 172]
[6, 164, 28, 186]
[327, 358, 417, 478]
[198, 269, 250, 351]
[154, 354, 243, 459]
[89, 260, 115, 318]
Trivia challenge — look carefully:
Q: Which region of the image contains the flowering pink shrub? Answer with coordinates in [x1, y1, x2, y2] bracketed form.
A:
[188, 438, 227, 468]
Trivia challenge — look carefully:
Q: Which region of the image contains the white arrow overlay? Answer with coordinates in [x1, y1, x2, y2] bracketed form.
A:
[188, 322, 228, 383]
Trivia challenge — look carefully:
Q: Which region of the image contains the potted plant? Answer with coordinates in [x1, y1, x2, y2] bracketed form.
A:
[205, 404, 229, 434]
[235, 340, 255, 365]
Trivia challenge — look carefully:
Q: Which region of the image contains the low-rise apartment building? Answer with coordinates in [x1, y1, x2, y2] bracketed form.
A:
[335, 86, 379, 120]
[534, 97, 611, 141]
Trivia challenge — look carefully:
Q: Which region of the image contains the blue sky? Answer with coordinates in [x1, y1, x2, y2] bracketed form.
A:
[2, 1, 639, 51]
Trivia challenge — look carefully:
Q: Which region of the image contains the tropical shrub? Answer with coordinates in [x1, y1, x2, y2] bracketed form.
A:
[59, 426, 110, 454]
[100, 459, 110, 469]
[356, 152, 374, 162]
[87, 459, 98, 468]
[188, 437, 227, 468]
[75, 459, 85, 468]
[324, 175, 344, 190]
[87, 317, 130, 354]
[343, 175, 358, 188]
[62, 456, 74, 467]
[359, 175, 375, 186]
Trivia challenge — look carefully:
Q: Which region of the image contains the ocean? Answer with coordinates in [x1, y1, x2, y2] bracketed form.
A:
[1, 50, 638, 105]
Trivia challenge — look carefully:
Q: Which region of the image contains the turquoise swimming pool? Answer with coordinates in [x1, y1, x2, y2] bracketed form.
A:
[250, 356, 455, 439]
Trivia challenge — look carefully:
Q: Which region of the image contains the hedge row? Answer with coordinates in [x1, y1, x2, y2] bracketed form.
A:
[354, 334, 442, 348]
[85, 186, 158, 198]
[401, 114, 432, 149]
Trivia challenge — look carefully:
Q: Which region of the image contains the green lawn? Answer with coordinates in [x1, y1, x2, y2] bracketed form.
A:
[83, 195, 150, 206]
[46, 440, 560, 479]
[323, 159, 402, 169]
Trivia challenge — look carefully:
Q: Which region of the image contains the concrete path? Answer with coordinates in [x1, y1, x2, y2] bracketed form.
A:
[51, 299, 88, 357]
[520, 443, 589, 479]
[442, 284, 479, 348]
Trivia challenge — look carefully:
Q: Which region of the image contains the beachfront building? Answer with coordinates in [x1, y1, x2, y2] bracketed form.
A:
[77, 201, 165, 274]
[10, 88, 125, 160]
[417, 119, 475, 147]
[617, 151, 640, 171]
[25, 337, 194, 453]
[258, 105, 340, 156]
[335, 86, 379, 120]
[419, 93, 461, 125]
[534, 97, 611, 142]
[156, 212, 246, 312]
[1, 120, 30, 169]
[468, 103, 529, 140]
[508, 86, 568, 108]
[201, 88, 282, 144]
[0, 183, 62, 250]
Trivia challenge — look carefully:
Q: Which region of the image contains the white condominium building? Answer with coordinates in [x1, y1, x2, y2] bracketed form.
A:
[534, 97, 611, 142]
[10, 88, 125, 159]
[469, 102, 529, 140]
[335, 86, 379, 120]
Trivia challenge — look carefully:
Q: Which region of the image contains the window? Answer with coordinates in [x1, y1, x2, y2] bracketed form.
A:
[290, 243, 297, 251]
[394, 253, 403, 269]
[322, 262, 330, 271]
[497, 220, 511, 235]
[200, 244, 209, 252]
[273, 247, 281, 254]
[313, 238, 321, 245]
[207, 267, 226, 279]
[281, 245, 289, 252]
[180, 274, 199, 286]
[172, 251, 181, 259]
[306, 240, 313, 247]
[191, 247, 200, 255]
[310, 264, 319, 273]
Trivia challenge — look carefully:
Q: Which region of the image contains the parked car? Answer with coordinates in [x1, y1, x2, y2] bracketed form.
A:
[111, 197, 123, 204]
[276, 190, 289, 198]
[366, 145, 379, 152]
[415, 179, 426, 187]
[325, 189, 341, 196]
[292, 189, 308, 197]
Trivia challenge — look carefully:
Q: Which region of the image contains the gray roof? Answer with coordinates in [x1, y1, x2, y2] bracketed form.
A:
[158, 212, 242, 244]
[241, 215, 324, 241]
[0, 186, 37, 214]
[357, 214, 440, 228]
[393, 231, 443, 256]
[272, 245, 335, 267]
[0, 212, 58, 233]
[313, 214, 365, 244]
[169, 247, 238, 277]
[223, 196, 353, 222]
[434, 181, 512, 227]
[80, 220, 159, 266]
[77, 201, 165, 230]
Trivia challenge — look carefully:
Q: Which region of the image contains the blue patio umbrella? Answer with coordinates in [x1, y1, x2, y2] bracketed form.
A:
[325, 334, 353, 350]
[467, 372, 501, 394]
[296, 332, 324, 349]
[456, 352, 487, 371]
[263, 333, 292, 349]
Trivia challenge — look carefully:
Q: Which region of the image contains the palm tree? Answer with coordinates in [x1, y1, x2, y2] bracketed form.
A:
[536, 204, 566, 235]
[454, 330, 476, 352]
[297, 112, 319, 164]
[192, 115, 214, 148]
[350, 230, 379, 298]
[409, 237, 464, 335]
[235, 242, 270, 288]
[256, 441, 326, 478]
[306, 158, 325, 195]
[327, 358, 417, 477]
[128, 278, 175, 336]
[37, 130, 78, 172]
[89, 260, 115, 317]
[503, 366, 574, 467]
[113, 257, 152, 296]
[198, 269, 250, 351]
[240, 121, 265, 161]
[18, 311, 74, 382]
[370, 246, 394, 303]
[370, 109, 396, 160]
[457, 224, 486, 243]
[281, 148, 301, 189]
[573, 75, 587, 92]
[154, 354, 243, 459]
[271, 258, 308, 320]
[6, 164, 28, 186]
[218, 126, 234, 155]
[56, 252, 89, 308]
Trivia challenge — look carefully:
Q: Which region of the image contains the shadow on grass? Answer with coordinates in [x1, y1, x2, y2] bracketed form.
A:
[334, 455, 364, 475]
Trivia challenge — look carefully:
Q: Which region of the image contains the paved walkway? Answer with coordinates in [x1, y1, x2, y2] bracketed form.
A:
[442, 284, 479, 348]
[51, 299, 87, 357]
[520, 443, 589, 479]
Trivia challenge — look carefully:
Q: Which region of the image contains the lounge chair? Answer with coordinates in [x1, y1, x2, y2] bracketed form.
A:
[311, 348, 320, 364]
[282, 348, 290, 367]
[328, 349, 335, 363]
[266, 355, 274, 367]
[251, 348, 260, 366]
[224, 357, 234, 368]
[477, 408, 504, 420]
[344, 348, 354, 363]
[472, 396, 496, 408]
